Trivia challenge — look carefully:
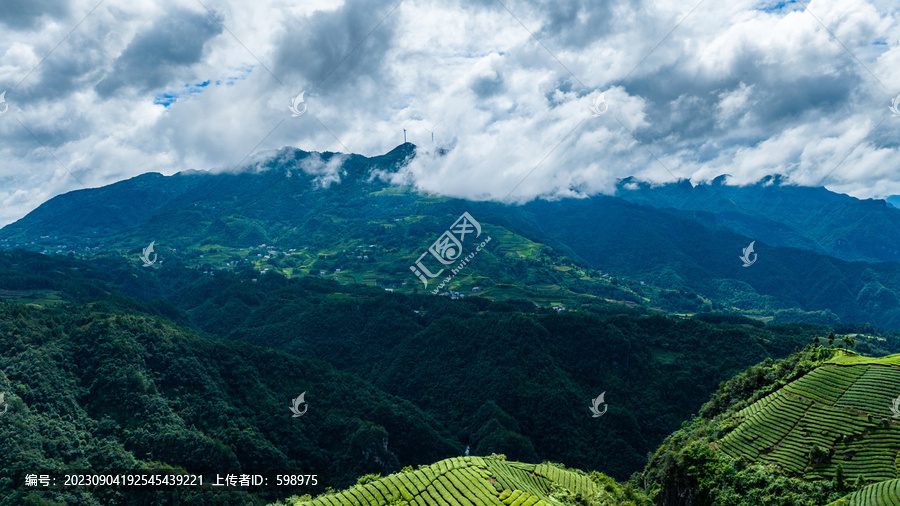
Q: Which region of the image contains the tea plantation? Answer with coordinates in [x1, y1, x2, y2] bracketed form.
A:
[271, 456, 651, 506]
[718, 353, 900, 482]
[826, 478, 900, 505]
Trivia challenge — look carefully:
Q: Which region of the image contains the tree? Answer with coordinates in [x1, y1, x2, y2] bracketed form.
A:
[808, 444, 829, 464]
[833, 464, 845, 491]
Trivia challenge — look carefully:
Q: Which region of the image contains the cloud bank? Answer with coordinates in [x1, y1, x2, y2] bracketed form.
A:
[0, 0, 898, 225]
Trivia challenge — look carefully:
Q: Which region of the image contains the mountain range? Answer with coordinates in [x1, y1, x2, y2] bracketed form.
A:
[5, 144, 900, 329]
[5, 143, 900, 504]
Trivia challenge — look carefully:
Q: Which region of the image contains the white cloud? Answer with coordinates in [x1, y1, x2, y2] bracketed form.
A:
[297, 151, 348, 188]
[0, 0, 897, 227]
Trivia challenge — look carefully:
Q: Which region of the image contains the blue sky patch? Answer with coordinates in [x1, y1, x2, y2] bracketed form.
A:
[154, 66, 252, 107]
[754, 0, 801, 13]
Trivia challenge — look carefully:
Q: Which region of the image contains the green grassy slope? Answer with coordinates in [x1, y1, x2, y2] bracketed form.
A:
[271, 456, 651, 506]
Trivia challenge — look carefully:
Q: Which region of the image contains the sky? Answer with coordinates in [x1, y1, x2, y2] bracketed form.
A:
[0, 0, 898, 226]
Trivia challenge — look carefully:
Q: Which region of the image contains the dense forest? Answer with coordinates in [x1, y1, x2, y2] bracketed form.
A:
[2, 249, 900, 504]
[0, 300, 460, 504]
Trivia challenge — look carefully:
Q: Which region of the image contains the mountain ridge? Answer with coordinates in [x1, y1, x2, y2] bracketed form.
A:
[615, 174, 900, 263]
[7, 144, 900, 331]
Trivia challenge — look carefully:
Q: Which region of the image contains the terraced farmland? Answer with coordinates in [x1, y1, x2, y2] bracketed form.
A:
[271, 457, 613, 506]
[718, 353, 900, 482]
[826, 478, 900, 505]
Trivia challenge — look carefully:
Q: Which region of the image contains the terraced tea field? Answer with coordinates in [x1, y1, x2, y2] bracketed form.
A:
[273, 457, 600, 506]
[718, 353, 900, 482]
[826, 478, 900, 505]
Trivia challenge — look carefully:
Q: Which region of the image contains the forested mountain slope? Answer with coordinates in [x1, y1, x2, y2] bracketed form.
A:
[0, 301, 458, 504]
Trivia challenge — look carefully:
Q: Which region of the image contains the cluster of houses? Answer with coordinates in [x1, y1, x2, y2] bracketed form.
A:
[435, 287, 484, 299]
[352, 245, 375, 261]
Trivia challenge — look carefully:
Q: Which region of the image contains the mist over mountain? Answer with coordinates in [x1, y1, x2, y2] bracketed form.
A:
[5, 144, 900, 330]
[0, 144, 416, 248]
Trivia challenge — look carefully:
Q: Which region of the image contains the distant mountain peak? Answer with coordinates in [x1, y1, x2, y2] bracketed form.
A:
[221, 143, 417, 181]
[711, 174, 730, 186]
[617, 173, 803, 192]
[387, 142, 416, 157]
[754, 174, 791, 186]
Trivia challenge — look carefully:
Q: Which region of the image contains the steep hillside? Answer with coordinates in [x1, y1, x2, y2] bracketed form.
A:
[270, 456, 651, 506]
[718, 353, 900, 481]
[827, 479, 900, 505]
[176, 269, 872, 480]
[0, 301, 460, 505]
[641, 346, 900, 505]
